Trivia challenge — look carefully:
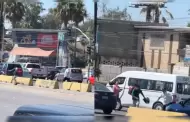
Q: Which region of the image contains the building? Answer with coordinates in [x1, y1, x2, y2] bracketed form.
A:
[97, 19, 190, 81]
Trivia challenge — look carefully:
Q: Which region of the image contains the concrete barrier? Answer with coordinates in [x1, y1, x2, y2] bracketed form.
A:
[127, 107, 186, 117]
[0, 75, 12, 83]
[62, 82, 72, 90]
[63, 82, 91, 92]
[35, 79, 59, 89]
[15, 77, 33, 86]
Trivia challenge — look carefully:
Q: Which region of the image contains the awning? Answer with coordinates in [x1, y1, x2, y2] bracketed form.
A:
[10, 47, 55, 57]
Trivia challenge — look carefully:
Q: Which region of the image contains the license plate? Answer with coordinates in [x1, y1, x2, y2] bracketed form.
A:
[102, 96, 108, 99]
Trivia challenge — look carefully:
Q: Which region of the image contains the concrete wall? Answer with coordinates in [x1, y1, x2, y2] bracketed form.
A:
[137, 31, 180, 70]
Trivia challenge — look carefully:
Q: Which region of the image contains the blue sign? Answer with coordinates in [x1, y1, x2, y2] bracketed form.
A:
[15, 31, 37, 47]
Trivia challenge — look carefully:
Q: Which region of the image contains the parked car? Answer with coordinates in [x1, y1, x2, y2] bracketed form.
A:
[31, 66, 48, 79]
[1, 63, 23, 77]
[22, 63, 41, 73]
[55, 68, 83, 83]
[95, 82, 117, 114]
[55, 66, 66, 72]
[46, 69, 60, 80]
[83, 70, 94, 79]
[166, 98, 190, 116]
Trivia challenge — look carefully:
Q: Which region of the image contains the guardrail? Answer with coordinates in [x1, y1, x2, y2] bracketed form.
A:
[0, 75, 92, 93]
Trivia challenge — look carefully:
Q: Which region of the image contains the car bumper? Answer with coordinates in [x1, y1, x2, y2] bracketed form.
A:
[95, 99, 116, 109]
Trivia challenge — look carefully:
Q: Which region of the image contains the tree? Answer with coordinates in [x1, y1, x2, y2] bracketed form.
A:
[54, 0, 87, 28]
[4, 0, 25, 28]
[16, 2, 45, 29]
[41, 8, 61, 29]
[101, 4, 132, 20]
[72, 0, 87, 27]
[140, 5, 174, 23]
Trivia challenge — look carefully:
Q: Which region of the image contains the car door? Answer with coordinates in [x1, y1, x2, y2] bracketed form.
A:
[180, 99, 190, 115]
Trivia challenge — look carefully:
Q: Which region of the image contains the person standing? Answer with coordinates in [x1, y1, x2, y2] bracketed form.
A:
[10, 67, 18, 85]
[131, 84, 145, 107]
[113, 81, 121, 102]
[157, 88, 173, 110]
[88, 75, 95, 92]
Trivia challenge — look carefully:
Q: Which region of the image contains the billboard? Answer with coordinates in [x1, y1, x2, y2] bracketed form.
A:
[15, 31, 37, 47]
[37, 33, 58, 48]
[129, 0, 168, 4]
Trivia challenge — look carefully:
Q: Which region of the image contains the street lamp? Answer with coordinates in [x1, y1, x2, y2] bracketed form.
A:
[72, 26, 92, 80]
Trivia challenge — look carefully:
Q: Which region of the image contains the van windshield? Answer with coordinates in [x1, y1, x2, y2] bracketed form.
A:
[177, 83, 190, 95]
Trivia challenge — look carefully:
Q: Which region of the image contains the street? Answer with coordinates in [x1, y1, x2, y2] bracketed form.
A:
[0, 83, 93, 122]
[95, 108, 128, 122]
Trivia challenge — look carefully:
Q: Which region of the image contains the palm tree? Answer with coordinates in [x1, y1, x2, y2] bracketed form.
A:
[5, 0, 25, 28]
[140, 5, 174, 23]
[72, 0, 87, 27]
[54, 0, 87, 28]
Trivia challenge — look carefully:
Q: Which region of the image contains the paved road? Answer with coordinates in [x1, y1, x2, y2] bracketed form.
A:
[0, 83, 93, 122]
[95, 108, 128, 122]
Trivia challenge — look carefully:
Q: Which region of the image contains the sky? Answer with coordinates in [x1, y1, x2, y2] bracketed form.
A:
[5, 0, 190, 28]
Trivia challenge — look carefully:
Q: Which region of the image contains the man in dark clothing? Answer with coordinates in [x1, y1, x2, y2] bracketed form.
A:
[9, 67, 18, 85]
[131, 84, 145, 107]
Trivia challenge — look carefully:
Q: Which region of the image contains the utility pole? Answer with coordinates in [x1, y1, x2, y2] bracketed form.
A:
[0, 1, 4, 63]
[93, 0, 98, 77]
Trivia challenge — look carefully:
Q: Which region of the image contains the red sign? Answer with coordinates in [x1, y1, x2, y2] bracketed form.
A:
[37, 33, 58, 48]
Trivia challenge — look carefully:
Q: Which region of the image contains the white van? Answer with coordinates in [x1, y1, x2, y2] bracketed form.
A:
[106, 71, 190, 110]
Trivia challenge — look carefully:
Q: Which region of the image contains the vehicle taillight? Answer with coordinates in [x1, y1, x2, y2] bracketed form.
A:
[17, 68, 23, 76]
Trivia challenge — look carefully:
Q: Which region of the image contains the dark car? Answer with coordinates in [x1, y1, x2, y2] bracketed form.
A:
[95, 82, 117, 114]
[166, 98, 190, 116]
[7, 104, 94, 122]
[1, 63, 23, 77]
[47, 69, 60, 80]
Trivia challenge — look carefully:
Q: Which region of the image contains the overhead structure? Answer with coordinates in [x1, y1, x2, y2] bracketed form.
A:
[129, 0, 174, 8]
[10, 47, 55, 57]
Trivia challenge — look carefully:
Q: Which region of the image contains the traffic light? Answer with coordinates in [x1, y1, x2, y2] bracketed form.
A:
[87, 46, 91, 55]
[67, 28, 72, 36]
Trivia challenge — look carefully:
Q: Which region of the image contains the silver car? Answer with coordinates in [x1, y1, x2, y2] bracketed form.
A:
[55, 68, 83, 83]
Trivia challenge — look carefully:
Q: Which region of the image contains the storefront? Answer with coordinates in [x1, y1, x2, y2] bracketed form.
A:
[10, 29, 66, 66]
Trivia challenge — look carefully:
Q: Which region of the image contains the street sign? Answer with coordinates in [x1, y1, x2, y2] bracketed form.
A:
[58, 32, 65, 42]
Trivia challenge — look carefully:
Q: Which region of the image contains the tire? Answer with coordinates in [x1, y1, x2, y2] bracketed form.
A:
[103, 108, 113, 114]
[115, 101, 122, 111]
[78, 81, 83, 83]
[153, 102, 163, 110]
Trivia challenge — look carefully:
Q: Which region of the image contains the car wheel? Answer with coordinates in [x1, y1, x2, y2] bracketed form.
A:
[103, 108, 113, 114]
[153, 102, 163, 110]
[115, 101, 122, 111]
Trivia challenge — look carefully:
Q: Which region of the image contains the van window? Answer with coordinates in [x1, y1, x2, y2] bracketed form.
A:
[26, 64, 40, 68]
[128, 78, 173, 92]
[71, 69, 82, 73]
[177, 83, 190, 95]
[109, 77, 126, 85]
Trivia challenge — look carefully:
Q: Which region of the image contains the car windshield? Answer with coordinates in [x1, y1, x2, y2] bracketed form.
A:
[60, 68, 66, 73]
[95, 83, 111, 92]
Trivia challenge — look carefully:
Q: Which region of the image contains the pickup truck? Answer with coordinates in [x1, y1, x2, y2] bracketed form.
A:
[31, 66, 48, 79]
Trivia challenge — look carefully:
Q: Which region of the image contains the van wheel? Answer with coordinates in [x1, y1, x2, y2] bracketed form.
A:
[103, 108, 112, 114]
[153, 102, 163, 110]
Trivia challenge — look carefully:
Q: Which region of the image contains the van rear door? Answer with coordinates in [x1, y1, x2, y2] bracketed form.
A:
[176, 76, 190, 101]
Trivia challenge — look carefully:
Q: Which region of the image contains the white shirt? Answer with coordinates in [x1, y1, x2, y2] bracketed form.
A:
[64, 69, 70, 78]
[160, 92, 173, 104]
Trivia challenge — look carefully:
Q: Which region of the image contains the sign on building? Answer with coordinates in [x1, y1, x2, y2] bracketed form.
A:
[149, 33, 165, 50]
